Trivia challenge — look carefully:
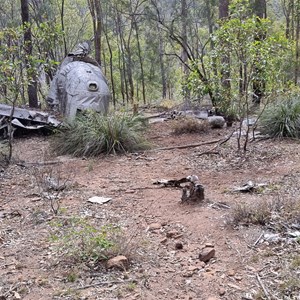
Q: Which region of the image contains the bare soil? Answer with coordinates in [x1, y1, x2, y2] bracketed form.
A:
[0, 120, 300, 300]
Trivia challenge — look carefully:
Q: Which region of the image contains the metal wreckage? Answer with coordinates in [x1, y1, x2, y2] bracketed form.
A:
[0, 41, 111, 138]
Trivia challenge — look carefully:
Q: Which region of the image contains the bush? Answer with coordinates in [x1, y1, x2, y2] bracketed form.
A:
[259, 97, 300, 138]
[171, 116, 209, 134]
[52, 111, 150, 156]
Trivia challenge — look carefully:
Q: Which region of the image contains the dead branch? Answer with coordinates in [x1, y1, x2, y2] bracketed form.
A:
[75, 279, 133, 290]
[256, 274, 271, 300]
[150, 138, 221, 151]
[17, 160, 62, 167]
[197, 130, 235, 156]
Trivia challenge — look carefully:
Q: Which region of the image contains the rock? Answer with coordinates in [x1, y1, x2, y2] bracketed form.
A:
[227, 269, 236, 276]
[175, 242, 183, 250]
[160, 237, 168, 244]
[188, 266, 199, 272]
[219, 287, 226, 296]
[199, 248, 215, 263]
[147, 223, 162, 231]
[205, 243, 214, 248]
[166, 230, 179, 238]
[208, 116, 225, 128]
[107, 255, 128, 270]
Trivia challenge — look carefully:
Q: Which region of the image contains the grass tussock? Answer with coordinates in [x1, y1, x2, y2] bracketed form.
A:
[259, 96, 300, 138]
[230, 197, 300, 227]
[52, 111, 151, 157]
[171, 116, 209, 135]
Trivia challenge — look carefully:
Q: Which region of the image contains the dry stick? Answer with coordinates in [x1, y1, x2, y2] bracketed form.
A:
[256, 274, 271, 300]
[75, 279, 133, 290]
[16, 160, 62, 167]
[149, 138, 222, 151]
[253, 232, 264, 247]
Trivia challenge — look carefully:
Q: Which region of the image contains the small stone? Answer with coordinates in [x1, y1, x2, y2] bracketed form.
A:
[199, 248, 215, 263]
[205, 243, 214, 248]
[197, 261, 206, 268]
[175, 242, 183, 250]
[206, 297, 220, 300]
[107, 255, 128, 270]
[160, 237, 168, 244]
[188, 266, 199, 272]
[219, 287, 226, 296]
[234, 275, 243, 281]
[227, 269, 236, 276]
[166, 230, 179, 238]
[148, 223, 162, 231]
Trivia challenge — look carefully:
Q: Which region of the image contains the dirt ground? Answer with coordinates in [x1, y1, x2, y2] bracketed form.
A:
[0, 119, 300, 300]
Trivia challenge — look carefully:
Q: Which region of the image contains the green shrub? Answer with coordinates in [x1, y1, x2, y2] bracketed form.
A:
[259, 97, 300, 138]
[52, 111, 150, 156]
[49, 217, 122, 263]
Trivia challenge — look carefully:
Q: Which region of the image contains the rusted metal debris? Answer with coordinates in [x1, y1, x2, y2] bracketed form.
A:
[154, 175, 205, 202]
[0, 103, 61, 137]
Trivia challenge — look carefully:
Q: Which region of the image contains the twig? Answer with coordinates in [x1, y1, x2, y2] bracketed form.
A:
[256, 274, 271, 300]
[253, 232, 264, 247]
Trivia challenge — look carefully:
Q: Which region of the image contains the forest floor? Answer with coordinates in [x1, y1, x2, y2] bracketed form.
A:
[0, 117, 300, 300]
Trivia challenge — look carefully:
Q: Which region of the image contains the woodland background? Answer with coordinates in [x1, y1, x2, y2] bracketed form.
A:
[0, 0, 299, 113]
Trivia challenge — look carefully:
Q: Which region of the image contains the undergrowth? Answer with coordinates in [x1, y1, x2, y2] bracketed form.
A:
[52, 111, 150, 157]
[230, 197, 300, 228]
[259, 96, 300, 138]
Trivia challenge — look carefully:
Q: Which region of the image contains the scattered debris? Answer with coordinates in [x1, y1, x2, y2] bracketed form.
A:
[181, 175, 205, 202]
[0, 104, 61, 137]
[154, 175, 205, 202]
[87, 196, 112, 204]
[233, 181, 268, 193]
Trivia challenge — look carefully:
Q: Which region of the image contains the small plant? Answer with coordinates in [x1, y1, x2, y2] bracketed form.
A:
[32, 164, 71, 215]
[52, 111, 150, 157]
[171, 117, 209, 134]
[259, 96, 300, 138]
[49, 217, 125, 264]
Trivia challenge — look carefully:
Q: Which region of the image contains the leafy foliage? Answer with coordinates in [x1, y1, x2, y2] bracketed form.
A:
[259, 97, 300, 138]
[52, 111, 150, 157]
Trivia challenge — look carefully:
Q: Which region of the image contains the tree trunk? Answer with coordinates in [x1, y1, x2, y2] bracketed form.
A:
[181, 0, 190, 106]
[21, 0, 39, 108]
[295, 0, 300, 84]
[252, 0, 267, 105]
[157, 24, 167, 99]
[88, 0, 102, 65]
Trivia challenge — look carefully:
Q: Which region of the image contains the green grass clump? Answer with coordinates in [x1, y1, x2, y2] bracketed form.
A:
[259, 97, 300, 138]
[52, 111, 150, 156]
